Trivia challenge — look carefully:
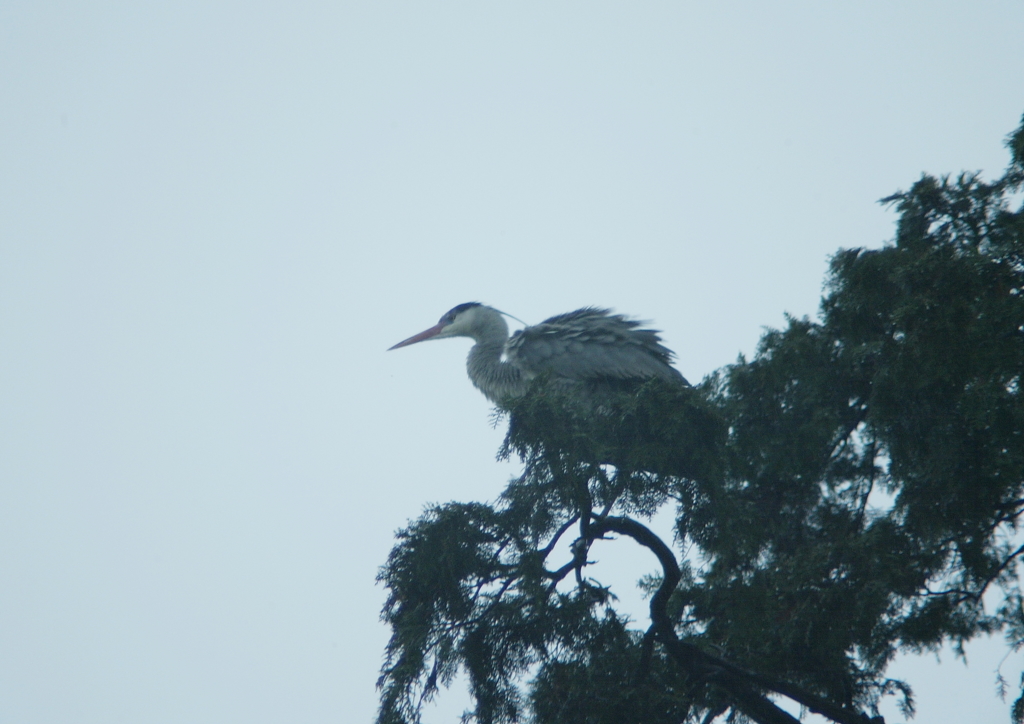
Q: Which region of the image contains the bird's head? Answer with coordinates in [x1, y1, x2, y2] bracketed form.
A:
[388, 302, 503, 350]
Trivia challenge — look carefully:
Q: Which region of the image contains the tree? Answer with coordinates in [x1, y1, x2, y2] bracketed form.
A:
[377, 115, 1024, 724]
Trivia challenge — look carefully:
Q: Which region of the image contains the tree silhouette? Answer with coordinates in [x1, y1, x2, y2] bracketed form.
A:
[377, 115, 1024, 724]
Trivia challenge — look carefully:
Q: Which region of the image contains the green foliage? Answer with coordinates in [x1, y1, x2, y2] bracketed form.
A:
[378, 115, 1024, 724]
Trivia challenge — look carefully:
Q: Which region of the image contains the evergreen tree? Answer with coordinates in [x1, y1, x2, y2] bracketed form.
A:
[377, 115, 1024, 724]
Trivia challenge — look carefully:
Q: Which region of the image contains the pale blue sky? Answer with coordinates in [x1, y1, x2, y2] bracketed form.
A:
[2, 2, 1023, 723]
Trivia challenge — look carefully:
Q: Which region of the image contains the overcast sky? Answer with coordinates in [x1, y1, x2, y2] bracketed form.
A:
[2, 2, 1024, 723]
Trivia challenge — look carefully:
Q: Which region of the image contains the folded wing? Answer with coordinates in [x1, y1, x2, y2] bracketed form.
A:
[506, 307, 687, 385]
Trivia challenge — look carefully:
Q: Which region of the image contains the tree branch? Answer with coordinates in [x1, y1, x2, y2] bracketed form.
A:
[589, 515, 884, 724]
[587, 516, 799, 724]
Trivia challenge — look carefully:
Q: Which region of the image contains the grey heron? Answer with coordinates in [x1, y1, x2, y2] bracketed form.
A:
[388, 303, 688, 404]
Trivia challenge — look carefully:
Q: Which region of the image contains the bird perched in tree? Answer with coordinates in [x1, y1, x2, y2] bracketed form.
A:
[388, 302, 688, 404]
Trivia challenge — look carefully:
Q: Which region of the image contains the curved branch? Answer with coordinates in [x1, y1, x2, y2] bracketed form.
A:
[589, 515, 883, 724]
[586, 516, 797, 724]
[539, 516, 579, 560]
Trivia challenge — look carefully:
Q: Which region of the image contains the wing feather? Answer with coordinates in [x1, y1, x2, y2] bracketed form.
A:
[506, 307, 686, 384]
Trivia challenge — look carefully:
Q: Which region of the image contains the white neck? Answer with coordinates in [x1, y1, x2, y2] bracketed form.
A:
[460, 307, 527, 403]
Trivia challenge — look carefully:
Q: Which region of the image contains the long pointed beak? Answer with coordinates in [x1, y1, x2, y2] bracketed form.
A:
[388, 323, 446, 350]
